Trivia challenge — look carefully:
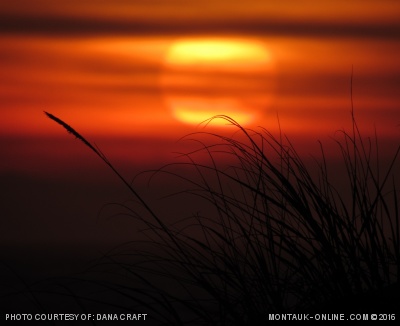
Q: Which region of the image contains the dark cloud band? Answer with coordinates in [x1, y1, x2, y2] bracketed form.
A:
[1, 14, 399, 39]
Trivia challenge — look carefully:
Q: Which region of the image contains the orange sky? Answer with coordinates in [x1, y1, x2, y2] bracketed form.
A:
[1, 0, 399, 174]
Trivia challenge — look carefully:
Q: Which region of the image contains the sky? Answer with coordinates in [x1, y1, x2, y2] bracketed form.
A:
[0, 0, 399, 278]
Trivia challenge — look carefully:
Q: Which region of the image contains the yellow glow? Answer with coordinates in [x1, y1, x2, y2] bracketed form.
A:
[170, 97, 255, 126]
[165, 38, 271, 68]
[174, 109, 254, 126]
[162, 38, 274, 126]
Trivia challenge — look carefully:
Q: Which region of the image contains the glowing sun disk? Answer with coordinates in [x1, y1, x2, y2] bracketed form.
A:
[162, 38, 274, 126]
[165, 39, 271, 67]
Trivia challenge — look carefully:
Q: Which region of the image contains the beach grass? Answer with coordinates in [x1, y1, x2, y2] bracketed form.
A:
[40, 110, 400, 324]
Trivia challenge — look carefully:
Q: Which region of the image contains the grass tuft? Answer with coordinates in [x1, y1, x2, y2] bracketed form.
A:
[44, 111, 399, 324]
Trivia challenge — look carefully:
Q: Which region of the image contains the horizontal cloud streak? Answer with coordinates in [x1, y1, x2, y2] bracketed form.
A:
[1, 14, 399, 39]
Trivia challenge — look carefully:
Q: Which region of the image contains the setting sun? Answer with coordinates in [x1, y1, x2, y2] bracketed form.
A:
[161, 38, 275, 126]
[164, 38, 271, 68]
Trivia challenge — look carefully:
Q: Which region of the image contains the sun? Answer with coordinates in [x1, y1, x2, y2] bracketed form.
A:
[164, 39, 271, 68]
[160, 37, 275, 126]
